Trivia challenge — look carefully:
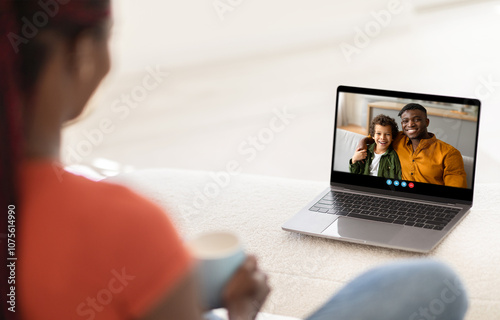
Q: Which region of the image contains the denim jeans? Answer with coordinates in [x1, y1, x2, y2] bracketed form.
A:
[205, 259, 468, 320]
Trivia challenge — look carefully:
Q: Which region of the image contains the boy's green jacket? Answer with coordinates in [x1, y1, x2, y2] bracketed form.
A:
[349, 143, 402, 179]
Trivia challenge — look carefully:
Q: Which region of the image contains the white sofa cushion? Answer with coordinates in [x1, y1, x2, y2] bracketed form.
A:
[109, 169, 499, 319]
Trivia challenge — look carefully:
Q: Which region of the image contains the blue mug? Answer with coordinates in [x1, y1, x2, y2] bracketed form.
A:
[188, 231, 246, 309]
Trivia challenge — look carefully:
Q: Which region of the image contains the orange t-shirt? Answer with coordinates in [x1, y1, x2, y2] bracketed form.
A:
[18, 160, 192, 320]
[393, 132, 467, 188]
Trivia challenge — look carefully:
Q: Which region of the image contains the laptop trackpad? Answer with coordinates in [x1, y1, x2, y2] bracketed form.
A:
[322, 217, 403, 244]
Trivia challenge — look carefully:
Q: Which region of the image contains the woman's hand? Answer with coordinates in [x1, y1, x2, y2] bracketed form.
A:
[352, 147, 367, 164]
[222, 255, 270, 320]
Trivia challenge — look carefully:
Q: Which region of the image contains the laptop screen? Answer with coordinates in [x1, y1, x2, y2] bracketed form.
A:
[332, 86, 480, 203]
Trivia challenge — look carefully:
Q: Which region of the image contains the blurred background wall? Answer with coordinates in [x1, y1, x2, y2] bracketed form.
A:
[62, 0, 500, 183]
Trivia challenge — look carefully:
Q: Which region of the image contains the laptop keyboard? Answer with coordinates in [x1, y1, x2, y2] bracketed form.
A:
[309, 191, 461, 231]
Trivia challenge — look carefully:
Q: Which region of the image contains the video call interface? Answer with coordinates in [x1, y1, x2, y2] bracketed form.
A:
[333, 91, 479, 191]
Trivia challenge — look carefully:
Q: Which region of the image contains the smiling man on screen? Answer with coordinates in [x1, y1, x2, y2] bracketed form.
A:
[357, 103, 467, 188]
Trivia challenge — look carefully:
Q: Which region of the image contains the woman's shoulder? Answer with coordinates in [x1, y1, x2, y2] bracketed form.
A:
[18, 161, 191, 319]
[20, 160, 167, 224]
[20, 160, 185, 263]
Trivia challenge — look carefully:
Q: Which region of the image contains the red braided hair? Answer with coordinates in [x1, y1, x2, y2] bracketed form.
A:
[0, 1, 110, 318]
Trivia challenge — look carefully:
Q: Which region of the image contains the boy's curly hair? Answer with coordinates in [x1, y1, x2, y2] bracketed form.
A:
[369, 114, 399, 139]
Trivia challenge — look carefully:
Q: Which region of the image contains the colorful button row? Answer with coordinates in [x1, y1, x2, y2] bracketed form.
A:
[386, 179, 414, 188]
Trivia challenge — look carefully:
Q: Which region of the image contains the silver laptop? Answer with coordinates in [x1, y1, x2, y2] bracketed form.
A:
[282, 86, 480, 253]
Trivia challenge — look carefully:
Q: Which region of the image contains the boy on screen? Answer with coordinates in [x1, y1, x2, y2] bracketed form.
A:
[349, 114, 402, 179]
